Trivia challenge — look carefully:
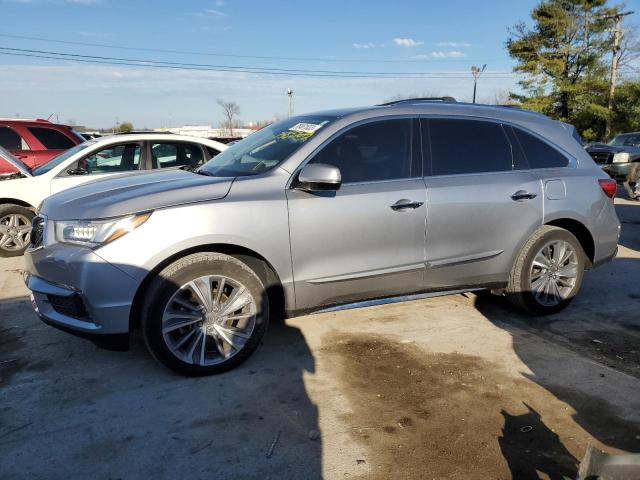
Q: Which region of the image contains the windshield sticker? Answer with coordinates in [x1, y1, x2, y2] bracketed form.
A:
[289, 122, 324, 133]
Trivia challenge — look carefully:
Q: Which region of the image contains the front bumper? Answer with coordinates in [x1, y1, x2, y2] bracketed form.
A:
[24, 243, 140, 336]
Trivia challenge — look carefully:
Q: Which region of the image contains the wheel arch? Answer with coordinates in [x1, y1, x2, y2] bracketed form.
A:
[0, 198, 36, 211]
[129, 243, 286, 331]
[545, 218, 595, 266]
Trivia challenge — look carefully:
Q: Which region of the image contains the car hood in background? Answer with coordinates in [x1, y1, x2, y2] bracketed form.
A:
[41, 170, 234, 220]
[586, 143, 640, 154]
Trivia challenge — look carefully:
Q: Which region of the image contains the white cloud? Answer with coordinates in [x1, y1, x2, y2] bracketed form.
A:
[393, 38, 423, 47]
[412, 51, 467, 59]
[436, 42, 472, 48]
[199, 8, 226, 17]
[353, 42, 376, 49]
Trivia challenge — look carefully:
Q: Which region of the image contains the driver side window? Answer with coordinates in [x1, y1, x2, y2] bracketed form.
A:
[76, 143, 141, 175]
[309, 119, 413, 184]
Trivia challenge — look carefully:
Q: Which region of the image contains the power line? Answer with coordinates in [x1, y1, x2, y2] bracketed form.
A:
[0, 47, 517, 79]
[0, 32, 507, 64]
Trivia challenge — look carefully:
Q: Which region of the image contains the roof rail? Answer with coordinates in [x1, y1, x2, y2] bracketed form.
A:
[378, 96, 457, 106]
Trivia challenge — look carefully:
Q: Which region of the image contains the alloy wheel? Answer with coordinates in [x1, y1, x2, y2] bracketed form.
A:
[529, 240, 579, 307]
[161, 275, 257, 365]
[0, 214, 32, 252]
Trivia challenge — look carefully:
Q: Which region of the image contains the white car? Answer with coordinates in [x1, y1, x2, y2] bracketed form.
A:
[0, 133, 227, 257]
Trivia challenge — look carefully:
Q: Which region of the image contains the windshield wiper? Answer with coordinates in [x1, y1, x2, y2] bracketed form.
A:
[193, 169, 215, 176]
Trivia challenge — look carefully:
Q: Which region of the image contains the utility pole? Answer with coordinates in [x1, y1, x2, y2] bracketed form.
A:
[471, 64, 486, 104]
[605, 10, 633, 140]
[287, 88, 294, 117]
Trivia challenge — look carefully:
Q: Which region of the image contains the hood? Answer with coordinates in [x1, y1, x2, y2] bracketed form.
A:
[0, 146, 32, 178]
[586, 142, 640, 154]
[41, 169, 234, 220]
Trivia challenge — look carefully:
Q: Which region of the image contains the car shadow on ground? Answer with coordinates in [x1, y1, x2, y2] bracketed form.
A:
[473, 261, 640, 479]
[0, 285, 322, 479]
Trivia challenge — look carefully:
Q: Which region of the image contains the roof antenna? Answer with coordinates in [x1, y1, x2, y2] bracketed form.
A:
[46, 113, 55, 121]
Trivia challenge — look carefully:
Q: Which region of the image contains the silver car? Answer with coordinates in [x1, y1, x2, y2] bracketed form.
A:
[24, 99, 621, 375]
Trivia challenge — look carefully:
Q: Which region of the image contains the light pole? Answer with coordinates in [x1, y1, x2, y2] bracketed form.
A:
[287, 88, 294, 117]
[471, 64, 486, 104]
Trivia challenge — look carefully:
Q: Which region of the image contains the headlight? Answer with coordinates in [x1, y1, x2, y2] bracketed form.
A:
[612, 152, 630, 163]
[54, 212, 151, 247]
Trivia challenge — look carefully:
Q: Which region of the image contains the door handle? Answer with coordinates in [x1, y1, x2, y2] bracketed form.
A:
[511, 190, 537, 201]
[390, 199, 424, 211]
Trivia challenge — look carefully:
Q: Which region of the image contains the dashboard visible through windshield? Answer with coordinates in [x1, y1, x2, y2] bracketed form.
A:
[197, 115, 335, 177]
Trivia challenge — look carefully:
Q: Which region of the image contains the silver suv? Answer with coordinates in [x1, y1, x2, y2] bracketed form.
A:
[24, 99, 621, 375]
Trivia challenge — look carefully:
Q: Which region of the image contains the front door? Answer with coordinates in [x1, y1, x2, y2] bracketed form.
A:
[286, 118, 427, 309]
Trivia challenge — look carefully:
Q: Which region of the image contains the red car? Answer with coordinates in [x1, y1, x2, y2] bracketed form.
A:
[0, 119, 84, 174]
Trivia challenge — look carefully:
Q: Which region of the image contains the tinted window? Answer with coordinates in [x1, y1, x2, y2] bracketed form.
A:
[151, 142, 204, 169]
[0, 126, 22, 150]
[311, 119, 412, 183]
[513, 128, 568, 168]
[78, 143, 141, 175]
[28, 127, 75, 150]
[426, 119, 513, 175]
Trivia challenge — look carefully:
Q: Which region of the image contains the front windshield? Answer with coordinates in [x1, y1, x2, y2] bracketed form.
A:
[609, 134, 640, 148]
[198, 115, 335, 177]
[32, 142, 95, 176]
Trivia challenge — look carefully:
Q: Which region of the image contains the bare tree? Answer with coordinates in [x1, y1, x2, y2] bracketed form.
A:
[217, 99, 240, 136]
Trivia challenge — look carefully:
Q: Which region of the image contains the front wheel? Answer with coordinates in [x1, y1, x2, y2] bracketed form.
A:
[142, 252, 269, 375]
[506, 226, 586, 315]
[0, 204, 34, 257]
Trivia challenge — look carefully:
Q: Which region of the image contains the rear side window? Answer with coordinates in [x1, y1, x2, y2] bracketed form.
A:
[28, 127, 75, 150]
[425, 119, 513, 175]
[311, 119, 413, 183]
[151, 142, 204, 169]
[0, 126, 23, 150]
[512, 127, 568, 168]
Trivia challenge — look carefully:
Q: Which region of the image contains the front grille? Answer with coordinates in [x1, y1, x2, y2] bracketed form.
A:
[589, 151, 613, 165]
[46, 293, 89, 320]
[30, 215, 44, 249]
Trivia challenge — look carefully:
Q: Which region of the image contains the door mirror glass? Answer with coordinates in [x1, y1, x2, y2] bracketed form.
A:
[66, 167, 87, 175]
[296, 163, 341, 192]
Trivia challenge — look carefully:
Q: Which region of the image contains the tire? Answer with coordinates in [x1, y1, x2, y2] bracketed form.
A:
[0, 204, 34, 258]
[142, 252, 269, 375]
[506, 226, 586, 315]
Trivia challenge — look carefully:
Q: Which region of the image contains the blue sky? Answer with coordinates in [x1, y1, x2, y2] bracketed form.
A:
[1, 0, 638, 128]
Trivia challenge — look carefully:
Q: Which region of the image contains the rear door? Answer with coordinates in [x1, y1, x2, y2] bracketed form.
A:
[421, 117, 543, 289]
[286, 118, 426, 309]
[50, 142, 144, 194]
[25, 126, 79, 167]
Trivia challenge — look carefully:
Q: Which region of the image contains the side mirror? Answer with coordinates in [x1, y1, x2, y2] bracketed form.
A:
[295, 163, 341, 192]
[67, 167, 87, 176]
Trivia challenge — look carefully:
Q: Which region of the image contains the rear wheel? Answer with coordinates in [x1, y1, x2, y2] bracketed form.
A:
[142, 252, 269, 375]
[0, 204, 34, 257]
[506, 226, 586, 315]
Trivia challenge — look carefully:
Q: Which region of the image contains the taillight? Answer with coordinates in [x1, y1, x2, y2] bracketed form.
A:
[598, 178, 617, 199]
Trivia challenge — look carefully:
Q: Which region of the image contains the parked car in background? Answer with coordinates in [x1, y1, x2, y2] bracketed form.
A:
[0, 119, 84, 173]
[0, 134, 226, 256]
[586, 132, 640, 181]
[24, 99, 620, 375]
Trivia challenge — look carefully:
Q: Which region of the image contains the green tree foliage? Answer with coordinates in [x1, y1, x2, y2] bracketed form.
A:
[507, 0, 619, 140]
[117, 122, 134, 133]
[612, 80, 640, 133]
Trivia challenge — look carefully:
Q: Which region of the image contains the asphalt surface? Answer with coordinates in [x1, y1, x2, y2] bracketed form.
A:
[1, 197, 639, 479]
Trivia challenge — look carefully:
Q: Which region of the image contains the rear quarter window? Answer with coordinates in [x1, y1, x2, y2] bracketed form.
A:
[512, 127, 569, 169]
[27, 127, 76, 150]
